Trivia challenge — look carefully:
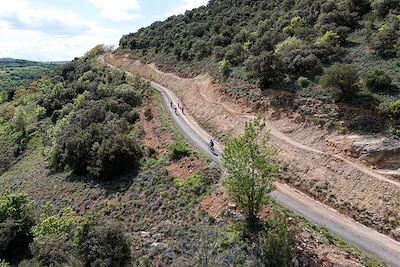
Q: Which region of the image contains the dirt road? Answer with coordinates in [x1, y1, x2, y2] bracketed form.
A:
[101, 55, 400, 267]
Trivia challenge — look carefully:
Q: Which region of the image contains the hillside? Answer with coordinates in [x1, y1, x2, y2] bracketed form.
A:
[0, 45, 389, 266]
[119, 0, 400, 136]
[0, 58, 61, 94]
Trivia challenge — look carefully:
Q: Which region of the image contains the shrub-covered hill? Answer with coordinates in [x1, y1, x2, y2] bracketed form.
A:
[0, 46, 387, 266]
[0, 58, 61, 94]
[119, 0, 400, 135]
[0, 49, 150, 176]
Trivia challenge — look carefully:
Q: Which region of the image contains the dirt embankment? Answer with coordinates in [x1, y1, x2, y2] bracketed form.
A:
[106, 53, 400, 239]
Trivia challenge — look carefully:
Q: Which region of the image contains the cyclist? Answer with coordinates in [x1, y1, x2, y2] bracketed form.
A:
[209, 139, 214, 151]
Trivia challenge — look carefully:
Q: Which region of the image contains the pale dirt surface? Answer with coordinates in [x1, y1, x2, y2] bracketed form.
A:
[107, 53, 400, 239]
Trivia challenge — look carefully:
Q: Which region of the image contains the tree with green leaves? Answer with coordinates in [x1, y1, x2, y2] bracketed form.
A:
[320, 64, 360, 99]
[223, 119, 277, 229]
[12, 108, 28, 137]
[0, 193, 35, 260]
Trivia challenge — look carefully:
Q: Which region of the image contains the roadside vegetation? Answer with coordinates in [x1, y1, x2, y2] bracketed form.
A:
[119, 0, 400, 135]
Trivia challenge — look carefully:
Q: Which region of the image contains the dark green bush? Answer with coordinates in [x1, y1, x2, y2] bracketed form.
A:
[55, 122, 142, 178]
[282, 48, 323, 77]
[245, 52, 286, 89]
[30, 234, 81, 267]
[372, 0, 400, 18]
[364, 70, 392, 91]
[320, 64, 360, 99]
[170, 141, 190, 160]
[80, 223, 131, 267]
[369, 25, 399, 56]
[0, 193, 35, 260]
[347, 0, 372, 16]
[386, 100, 400, 117]
[297, 77, 311, 88]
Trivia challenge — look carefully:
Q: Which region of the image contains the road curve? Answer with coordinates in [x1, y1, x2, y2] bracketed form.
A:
[101, 55, 400, 267]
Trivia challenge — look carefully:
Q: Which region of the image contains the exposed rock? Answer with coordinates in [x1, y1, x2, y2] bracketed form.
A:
[328, 135, 400, 169]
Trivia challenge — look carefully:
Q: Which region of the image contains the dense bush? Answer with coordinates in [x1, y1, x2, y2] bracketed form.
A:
[364, 70, 392, 91]
[246, 52, 286, 89]
[369, 24, 400, 57]
[282, 47, 324, 77]
[386, 100, 400, 117]
[170, 141, 190, 160]
[37, 60, 149, 179]
[54, 120, 142, 178]
[372, 0, 400, 18]
[30, 234, 81, 267]
[297, 77, 311, 88]
[79, 222, 131, 267]
[0, 193, 35, 259]
[320, 64, 360, 99]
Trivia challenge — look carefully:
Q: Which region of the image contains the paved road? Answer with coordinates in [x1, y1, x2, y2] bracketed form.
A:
[101, 55, 400, 267]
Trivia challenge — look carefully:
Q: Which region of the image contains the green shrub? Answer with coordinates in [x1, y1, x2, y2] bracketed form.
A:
[315, 31, 340, 46]
[144, 108, 153, 121]
[0, 260, 9, 267]
[170, 141, 190, 160]
[219, 60, 232, 76]
[372, 0, 400, 18]
[297, 76, 311, 88]
[79, 222, 131, 267]
[369, 24, 399, 56]
[283, 16, 304, 33]
[30, 234, 81, 267]
[364, 70, 392, 91]
[390, 126, 400, 137]
[396, 60, 400, 68]
[12, 108, 28, 137]
[0, 193, 35, 259]
[0, 92, 6, 104]
[246, 52, 286, 89]
[386, 100, 400, 117]
[275, 37, 304, 54]
[34, 106, 46, 120]
[32, 206, 80, 241]
[320, 64, 360, 99]
[260, 215, 295, 267]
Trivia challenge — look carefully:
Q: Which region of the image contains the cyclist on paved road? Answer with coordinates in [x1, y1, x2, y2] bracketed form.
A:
[209, 139, 214, 151]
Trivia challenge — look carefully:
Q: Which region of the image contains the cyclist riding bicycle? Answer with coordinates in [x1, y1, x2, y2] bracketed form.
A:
[209, 139, 214, 151]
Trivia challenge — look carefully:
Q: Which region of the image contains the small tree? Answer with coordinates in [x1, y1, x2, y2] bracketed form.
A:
[223, 119, 276, 229]
[218, 60, 232, 77]
[364, 69, 392, 91]
[12, 108, 28, 137]
[246, 52, 286, 89]
[320, 64, 360, 99]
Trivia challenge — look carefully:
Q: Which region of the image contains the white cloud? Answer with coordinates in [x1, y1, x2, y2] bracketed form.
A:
[0, 0, 121, 61]
[0, 22, 120, 61]
[88, 0, 140, 21]
[166, 0, 209, 17]
[0, 0, 90, 36]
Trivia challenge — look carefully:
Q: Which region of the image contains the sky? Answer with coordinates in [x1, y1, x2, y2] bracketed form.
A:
[0, 0, 209, 61]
